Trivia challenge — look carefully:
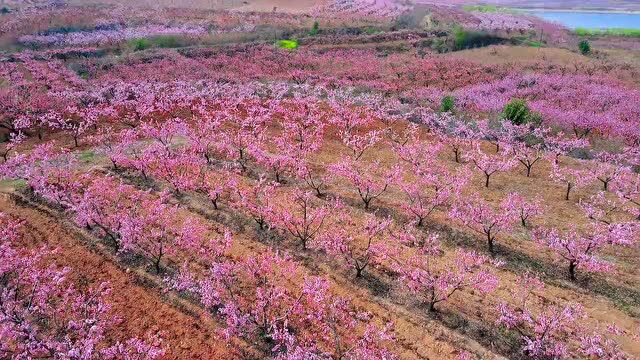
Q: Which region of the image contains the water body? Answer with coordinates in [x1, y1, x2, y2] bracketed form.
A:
[526, 10, 640, 29]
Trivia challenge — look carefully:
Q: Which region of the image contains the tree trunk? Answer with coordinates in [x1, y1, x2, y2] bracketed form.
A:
[487, 233, 495, 254]
[428, 291, 437, 312]
[154, 243, 163, 274]
[109, 236, 119, 251]
[569, 261, 576, 281]
[485, 174, 490, 188]
[565, 183, 572, 201]
[428, 301, 436, 312]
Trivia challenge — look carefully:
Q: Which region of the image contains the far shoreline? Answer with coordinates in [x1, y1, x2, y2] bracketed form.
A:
[510, 8, 640, 15]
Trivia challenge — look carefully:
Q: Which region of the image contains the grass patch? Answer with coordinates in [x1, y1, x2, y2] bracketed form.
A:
[363, 26, 382, 35]
[122, 35, 196, 52]
[574, 27, 640, 38]
[276, 39, 299, 50]
[462, 5, 520, 14]
[0, 178, 27, 190]
[152, 35, 190, 48]
[78, 150, 97, 163]
[521, 39, 543, 47]
[463, 5, 500, 12]
[128, 38, 152, 51]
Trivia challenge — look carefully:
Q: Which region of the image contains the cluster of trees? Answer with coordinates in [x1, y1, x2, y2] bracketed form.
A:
[3, 87, 638, 357]
[0, 211, 165, 358]
[1, 40, 639, 359]
[4, 45, 640, 147]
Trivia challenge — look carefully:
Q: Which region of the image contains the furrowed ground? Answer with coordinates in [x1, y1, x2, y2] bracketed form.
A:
[1, 1, 639, 359]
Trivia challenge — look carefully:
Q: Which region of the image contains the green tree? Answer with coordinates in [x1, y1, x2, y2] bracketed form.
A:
[579, 40, 591, 55]
[502, 99, 530, 125]
[310, 21, 320, 36]
[440, 95, 455, 113]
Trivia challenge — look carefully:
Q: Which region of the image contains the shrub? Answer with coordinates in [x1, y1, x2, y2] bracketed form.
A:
[453, 27, 501, 50]
[502, 98, 530, 125]
[364, 26, 381, 35]
[431, 38, 448, 53]
[277, 39, 298, 49]
[41, 26, 87, 35]
[440, 95, 455, 113]
[528, 111, 543, 126]
[520, 39, 542, 48]
[310, 21, 320, 36]
[129, 38, 152, 51]
[153, 35, 185, 48]
[579, 39, 591, 55]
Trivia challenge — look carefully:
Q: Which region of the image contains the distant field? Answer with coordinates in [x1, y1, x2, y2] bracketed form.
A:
[417, 0, 640, 12]
[575, 27, 640, 37]
[13, 0, 640, 12]
[66, 0, 325, 11]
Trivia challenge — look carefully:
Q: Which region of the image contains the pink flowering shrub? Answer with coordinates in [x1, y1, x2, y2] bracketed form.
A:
[504, 192, 543, 227]
[172, 252, 397, 358]
[317, 211, 392, 278]
[462, 12, 534, 32]
[456, 73, 640, 144]
[463, 145, 516, 188]
[313, 0, 411, 19]
[534, 227, 614, 280]
[397, 163, 469, 227]
[269, 190, 332, 249]
[388, 231, 498, 312]
[450, 195, 518, 254]
[329, 158, 401, 210]
[0, 212, 164, 358]
[611, 171, 640, 219]
[18, 25, 209, 47]
[497, 274, 626, 359]
[550, 161, 596, 201]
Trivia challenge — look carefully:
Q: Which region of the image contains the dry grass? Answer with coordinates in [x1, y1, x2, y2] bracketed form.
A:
[442, 44, 588, 65]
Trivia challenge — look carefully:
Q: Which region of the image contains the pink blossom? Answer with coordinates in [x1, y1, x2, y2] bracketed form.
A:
[450, 195, 517, 254]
